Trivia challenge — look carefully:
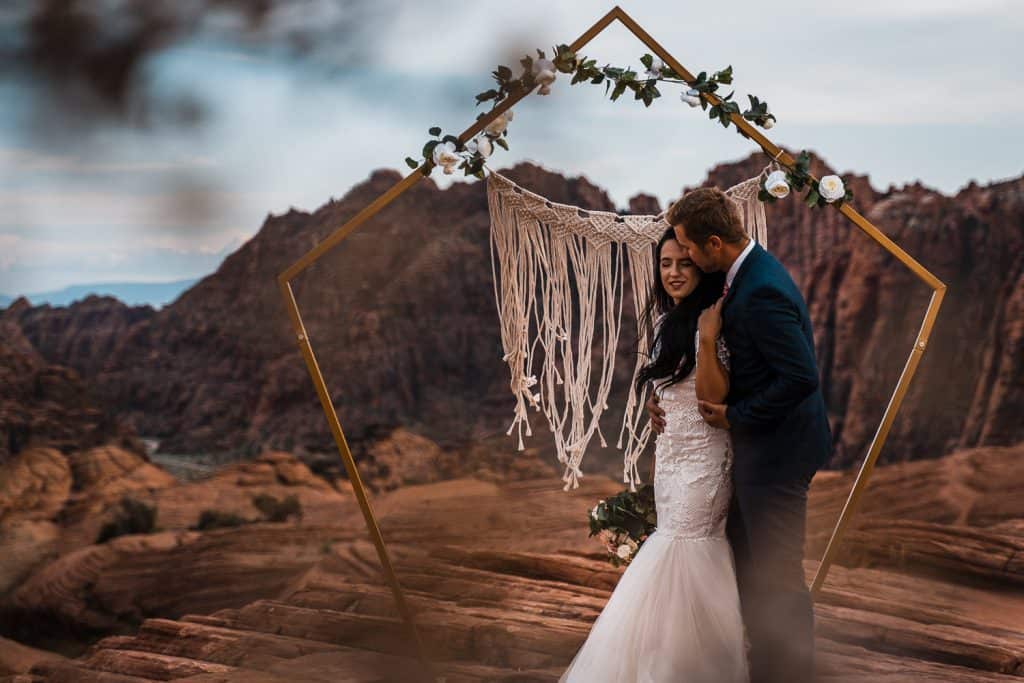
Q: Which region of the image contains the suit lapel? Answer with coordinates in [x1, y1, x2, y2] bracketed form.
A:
[723, 242, 763, 308]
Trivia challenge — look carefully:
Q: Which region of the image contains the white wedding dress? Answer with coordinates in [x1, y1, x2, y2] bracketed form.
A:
[559, 333, 749, 683]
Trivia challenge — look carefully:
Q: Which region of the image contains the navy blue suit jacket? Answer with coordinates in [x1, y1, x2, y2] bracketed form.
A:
[722, 243, 832, 484]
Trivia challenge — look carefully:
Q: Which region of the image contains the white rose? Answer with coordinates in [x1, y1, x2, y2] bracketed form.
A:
[432, 141, 460, 174]
[484, 111, 512, 136]
[532, 58, 557, 95]
[818, 175, 845, 203]
[616, 544, 632, 559]
[765, 170, 790, 199]
[762, 117, 774, 129]
[467, 136, 493, 158]
[533, 58, 555, 75]
[680, 88, 701, 107]
[644, 58, 664, 80]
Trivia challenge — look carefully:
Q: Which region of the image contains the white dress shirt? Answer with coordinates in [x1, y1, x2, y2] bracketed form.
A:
[725, 238, 756, 289]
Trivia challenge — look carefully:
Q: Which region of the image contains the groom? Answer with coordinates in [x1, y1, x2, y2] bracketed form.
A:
[648, 187, 832, 682]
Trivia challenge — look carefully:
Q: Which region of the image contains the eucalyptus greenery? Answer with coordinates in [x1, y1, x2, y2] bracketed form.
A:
[405, 44, 776, 180]
[404, 44, 851, 212]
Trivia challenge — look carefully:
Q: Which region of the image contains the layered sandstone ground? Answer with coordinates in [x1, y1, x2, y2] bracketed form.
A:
[1, 442, 1021, 682]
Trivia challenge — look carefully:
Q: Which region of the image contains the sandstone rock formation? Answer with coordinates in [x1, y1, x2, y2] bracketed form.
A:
[0, 445, 359, 650]
[3, 159, 1021, 474]
[2, 442, 1021, 681]
[0, 305, 143, 462]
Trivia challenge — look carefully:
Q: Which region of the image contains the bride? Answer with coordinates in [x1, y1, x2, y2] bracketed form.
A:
[559, 228, 749, 682]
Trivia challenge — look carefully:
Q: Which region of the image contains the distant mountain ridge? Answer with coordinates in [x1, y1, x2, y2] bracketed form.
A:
[2, 156, 1021, 473]
[0, 278, 198, 309]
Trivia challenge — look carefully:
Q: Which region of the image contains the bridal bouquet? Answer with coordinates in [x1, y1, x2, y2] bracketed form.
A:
[588, 484, 657, 567]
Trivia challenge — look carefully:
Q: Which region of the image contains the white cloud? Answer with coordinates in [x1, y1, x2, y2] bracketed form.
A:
[1, 0, 1022, 298]
[0, 147, 217, 174]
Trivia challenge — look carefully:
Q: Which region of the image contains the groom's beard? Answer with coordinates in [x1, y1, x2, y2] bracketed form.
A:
[693, 251, 722, 274]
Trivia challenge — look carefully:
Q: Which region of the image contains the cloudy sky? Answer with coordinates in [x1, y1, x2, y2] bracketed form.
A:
[1, 0, 1021, 299]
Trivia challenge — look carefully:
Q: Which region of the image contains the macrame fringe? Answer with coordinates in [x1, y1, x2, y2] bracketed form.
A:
[486, 168, 769, 493]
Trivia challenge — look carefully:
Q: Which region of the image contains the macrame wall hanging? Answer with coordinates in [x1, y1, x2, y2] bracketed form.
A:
[486, 166, 771, 492]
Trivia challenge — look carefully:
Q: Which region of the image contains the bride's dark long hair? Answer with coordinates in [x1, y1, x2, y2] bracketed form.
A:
[634, 228, 725, 393]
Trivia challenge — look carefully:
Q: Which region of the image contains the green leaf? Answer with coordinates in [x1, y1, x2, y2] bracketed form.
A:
[713, 65, 733, 84]
[611, 80, 628, 101]
[805, 187, 820, 207]
[494, 137, 509, 150]
[640, 53, 654, 69]
[475, 89, 499, 105]
[497, 65, 512, 80]
[422, 140, 439, 159]
[405, 157, 419, 169]
[796, 151, 811, 172]
[428, 126, 441, 137]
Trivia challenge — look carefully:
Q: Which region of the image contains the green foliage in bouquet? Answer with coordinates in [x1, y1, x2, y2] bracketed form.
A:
[588, 483, 658, 567]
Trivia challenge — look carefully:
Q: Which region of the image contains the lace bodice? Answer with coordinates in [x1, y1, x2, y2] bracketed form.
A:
[651, 329, 733, 540]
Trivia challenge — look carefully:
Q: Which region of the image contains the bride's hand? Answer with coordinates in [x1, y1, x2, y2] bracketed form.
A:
[698, 297, 724, 342]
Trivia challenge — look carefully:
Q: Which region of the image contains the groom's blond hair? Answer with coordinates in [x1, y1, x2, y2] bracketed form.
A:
[667, 187, 746, 246]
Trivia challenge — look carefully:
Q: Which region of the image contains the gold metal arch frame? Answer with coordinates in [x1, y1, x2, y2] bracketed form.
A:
[276, 5, 946, 675]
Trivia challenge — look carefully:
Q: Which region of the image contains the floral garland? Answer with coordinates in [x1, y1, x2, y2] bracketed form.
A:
[759, 150, 854, 208]
[404, 44, 851, 209]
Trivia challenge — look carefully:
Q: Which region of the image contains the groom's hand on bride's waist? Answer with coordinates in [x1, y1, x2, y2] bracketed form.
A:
[698, 400, 730, 429]
[646, 394, 666, 434]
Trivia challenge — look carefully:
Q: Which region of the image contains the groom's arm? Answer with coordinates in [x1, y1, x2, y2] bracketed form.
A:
[726, 286, 820, 432]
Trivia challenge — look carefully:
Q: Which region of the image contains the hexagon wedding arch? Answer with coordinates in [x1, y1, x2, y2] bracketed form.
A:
[276, 5, 946, 672]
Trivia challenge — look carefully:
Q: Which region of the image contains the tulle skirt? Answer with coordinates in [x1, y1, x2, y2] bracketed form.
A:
[559, 530, 749, 683]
